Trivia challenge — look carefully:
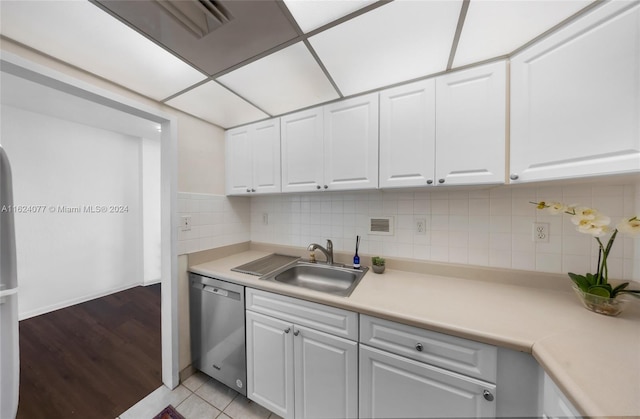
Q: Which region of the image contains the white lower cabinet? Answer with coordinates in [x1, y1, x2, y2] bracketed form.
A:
[246, 311, 294, 417]
[245, 289, 358, 419]
[246, 291, 545, 419]
[294, 325, 358, 419]
[359, 345, 496, 418]
[541, 372, 580, 419]
[359, 315, 498, 418]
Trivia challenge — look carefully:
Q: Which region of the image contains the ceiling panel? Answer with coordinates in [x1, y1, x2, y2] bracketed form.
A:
[217, 42, 339, 116]
[453, 0, 594, 68]
[309, 1, 462, 96]
[166, 81, 268, 128]
[283, 0, 377, 33]
[95, 0, 300, 76]
[0, 1, 205, 102]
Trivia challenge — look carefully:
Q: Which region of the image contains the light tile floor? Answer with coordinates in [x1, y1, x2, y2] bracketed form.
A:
[118, 372, 282, 419]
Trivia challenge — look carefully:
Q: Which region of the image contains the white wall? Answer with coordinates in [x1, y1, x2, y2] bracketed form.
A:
[250, 182, 640, 282]
[1, 103, 154, 318]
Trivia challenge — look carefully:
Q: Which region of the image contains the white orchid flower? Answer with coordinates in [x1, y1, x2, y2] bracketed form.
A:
[545, 202, 566, 214]
[576, 220, 610, 237]
[617, 216, 640, 237]
[570, 206, 599, 222]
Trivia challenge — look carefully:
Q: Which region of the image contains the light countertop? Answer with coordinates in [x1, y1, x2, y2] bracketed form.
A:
[190, 250, 640, 418]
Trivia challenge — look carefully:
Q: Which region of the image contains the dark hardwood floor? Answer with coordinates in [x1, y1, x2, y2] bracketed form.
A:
[17, 284, 162, 419]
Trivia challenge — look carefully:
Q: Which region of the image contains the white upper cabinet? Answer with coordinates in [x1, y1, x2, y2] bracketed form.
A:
[510, 1, 640, 183]
[324, 93, 379, 191]
[225, 126, 252, 195]
[281, 107, 324, 193]
[378, 62, 506, 189]
[281, 94, 379, 193]
[435, 61, 507, 186]
[379, 79, 437, 188]
[226, 118, 281, 195]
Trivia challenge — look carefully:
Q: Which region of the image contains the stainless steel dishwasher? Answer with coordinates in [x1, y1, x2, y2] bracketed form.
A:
[189, 273, 246, 395]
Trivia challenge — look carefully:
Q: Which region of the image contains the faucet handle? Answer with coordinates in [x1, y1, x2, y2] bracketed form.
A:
[326, 239, 333, 250]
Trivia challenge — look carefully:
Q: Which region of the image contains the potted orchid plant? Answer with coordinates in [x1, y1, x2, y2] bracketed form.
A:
[532, 201, 640, 315]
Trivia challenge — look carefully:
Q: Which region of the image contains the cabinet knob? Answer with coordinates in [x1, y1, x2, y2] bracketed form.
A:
[426, 179, 433, 185]
[293, 330, 300, 336]
[438, 179, 445, 184]
[483, 390, 494, 402]
[324, 185, 328, 189]
[510, 174, 519, 180]
[316, 185, 321, 190]
[415, 343, 423, 352]
[284, 327, 290, 334]
[251, 188, 256, 192]
[246, 188, 251, 193]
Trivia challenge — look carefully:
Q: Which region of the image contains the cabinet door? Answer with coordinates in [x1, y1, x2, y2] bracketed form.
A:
[324, 93, 379, 191]
[379, 80, 436, 188]
[542, 373, 580, 419]
[281, 107, 324, 193]
[359, 345, 496, 419]
[435, 61, 506, 186]
[510, 1, 640, 182]
[293, 325, 358, 419]
[252, 118, 281, 194]
[225, 126, 253, 195]
[246, 311, 294, 419]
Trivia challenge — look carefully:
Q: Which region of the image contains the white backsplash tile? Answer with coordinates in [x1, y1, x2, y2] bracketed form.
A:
[249, 182, 640, 281]
[177, 193, 250, 255]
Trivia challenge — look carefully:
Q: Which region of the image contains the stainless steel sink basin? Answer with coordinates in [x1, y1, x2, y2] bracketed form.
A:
[260, 261, 368, 297]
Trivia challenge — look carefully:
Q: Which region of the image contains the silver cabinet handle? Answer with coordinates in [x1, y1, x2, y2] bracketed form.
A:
[293, 330, 300, 336]
[438, 179, 445, 184]
[510, 174, 519, 180]
[284, 327, 290, 334]
[426, 179, 433, 185]
[415, 343, 423, 352]
[483, 390, 494, 402]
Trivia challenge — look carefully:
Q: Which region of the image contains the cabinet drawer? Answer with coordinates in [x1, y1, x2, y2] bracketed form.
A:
[359, 345, 496, 419]
[360, 315, 497, 382]
[246, 288, 358, 340]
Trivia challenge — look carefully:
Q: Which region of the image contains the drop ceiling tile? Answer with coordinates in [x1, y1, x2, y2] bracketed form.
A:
[0, 1, 205, 101]
[166, 81, 268, 128]
[309, 1, 462, 96]
[454, 0, 594, 68]
[217, 42, 339, 116]
[283, 0, 377, 33]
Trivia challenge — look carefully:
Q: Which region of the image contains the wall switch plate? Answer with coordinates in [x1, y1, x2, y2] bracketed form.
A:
[181, 215, 192, 231]
[415, 218, 426, 235]
[262, 213, 269, 225]
[533, 222, 549, 242]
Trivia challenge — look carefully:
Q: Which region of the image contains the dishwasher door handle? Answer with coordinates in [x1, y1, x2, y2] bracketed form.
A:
[202, 285, 241, 301]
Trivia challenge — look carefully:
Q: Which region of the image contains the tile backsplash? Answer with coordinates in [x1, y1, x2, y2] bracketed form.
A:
[250, 182, 640, 281]
[177, 193, 250, 255]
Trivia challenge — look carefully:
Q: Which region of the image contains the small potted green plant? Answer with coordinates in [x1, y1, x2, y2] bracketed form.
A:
[371, 256, 385, 274]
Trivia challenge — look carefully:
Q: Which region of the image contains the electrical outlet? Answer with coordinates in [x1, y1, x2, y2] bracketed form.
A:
[533, 222, 549, 242]
[262, 213, 269, 225]
[181, 215, 191, 232]
[415, 218, 426, 235]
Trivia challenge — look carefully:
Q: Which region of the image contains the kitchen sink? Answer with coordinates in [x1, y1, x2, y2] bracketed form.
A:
[260, 261, 368, 297]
